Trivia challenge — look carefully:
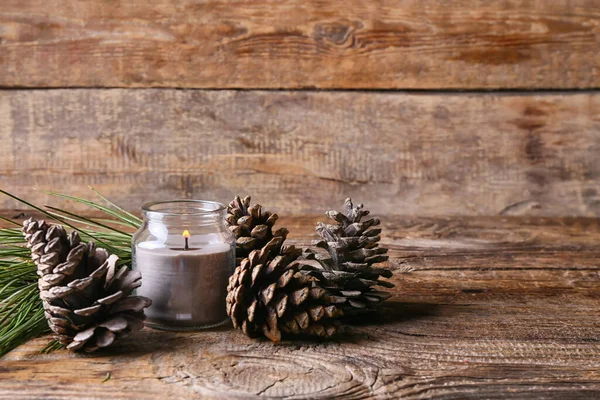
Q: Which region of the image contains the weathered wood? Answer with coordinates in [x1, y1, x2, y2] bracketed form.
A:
[1, 89, 600, 217]
[1, 0, 599, 89]
[1, 214, 599, 399]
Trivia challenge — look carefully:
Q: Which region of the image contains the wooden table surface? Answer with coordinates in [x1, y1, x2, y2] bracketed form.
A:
[1, 215, 599, 399]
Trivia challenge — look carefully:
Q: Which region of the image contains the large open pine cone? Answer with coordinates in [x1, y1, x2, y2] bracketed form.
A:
[300, 199, 394, 316]
[23, 218, 151, 352]
[226, 195, 288, 265]
[226, 236, 343, 342]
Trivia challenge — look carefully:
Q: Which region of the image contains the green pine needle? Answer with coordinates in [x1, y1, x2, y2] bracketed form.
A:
[0, 188, 137, 357]
[41, 340, 65, 354]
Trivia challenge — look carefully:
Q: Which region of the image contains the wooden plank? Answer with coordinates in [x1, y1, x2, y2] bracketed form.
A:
[1, 215, 599, 399]
[0, 0, 599, 89]
[1, 89, 600, 217]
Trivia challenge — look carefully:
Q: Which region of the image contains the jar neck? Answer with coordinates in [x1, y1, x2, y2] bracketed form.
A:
[141, 200, 227, 227]
[143, 211, 226, 227]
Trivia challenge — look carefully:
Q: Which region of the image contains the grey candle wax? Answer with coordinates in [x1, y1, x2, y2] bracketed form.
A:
[134, 240, 234, 329]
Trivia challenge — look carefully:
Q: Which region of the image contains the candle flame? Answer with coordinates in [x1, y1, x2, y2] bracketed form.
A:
[182, 230, 191, 238]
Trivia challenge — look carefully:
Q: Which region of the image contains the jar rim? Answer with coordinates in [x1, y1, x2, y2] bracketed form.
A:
[141, 199, 226, 217]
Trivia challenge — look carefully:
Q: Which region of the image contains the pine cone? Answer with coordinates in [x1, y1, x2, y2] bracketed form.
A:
[300, 199, 394, 316]
[226, 236, 343, 342]
[23, 218, 152, 352]
[226, 195, 287, 265]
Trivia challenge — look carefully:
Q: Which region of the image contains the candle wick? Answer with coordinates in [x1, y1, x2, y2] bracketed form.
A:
[184, 236, 189, 251]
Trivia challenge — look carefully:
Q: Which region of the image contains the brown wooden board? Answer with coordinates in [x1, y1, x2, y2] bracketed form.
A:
[1, 214, 599, 399]
[1, 89, 600, 217]
[0, 0, 599, 89]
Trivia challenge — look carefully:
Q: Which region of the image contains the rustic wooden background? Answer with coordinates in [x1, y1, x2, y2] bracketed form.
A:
[1, 0, 599, 214]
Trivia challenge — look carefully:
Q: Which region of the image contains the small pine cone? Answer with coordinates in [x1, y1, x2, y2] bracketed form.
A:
[300, 199, 394, 316]
[226, 237, 343, 342]
[226, 195, 287, 265]
[22, 218, 152, 352]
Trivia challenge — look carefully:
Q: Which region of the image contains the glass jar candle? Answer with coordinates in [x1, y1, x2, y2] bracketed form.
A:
[132, 200, 235, 330]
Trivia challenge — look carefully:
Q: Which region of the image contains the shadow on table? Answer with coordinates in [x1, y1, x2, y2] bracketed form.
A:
[73, 321, 236, 358]
[57, 302, 447, 356]
[334, 301, 452, 343]
[346, 301, 443, 327]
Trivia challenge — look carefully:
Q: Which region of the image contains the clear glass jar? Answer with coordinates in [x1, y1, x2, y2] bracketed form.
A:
[132, 200, 235, 331]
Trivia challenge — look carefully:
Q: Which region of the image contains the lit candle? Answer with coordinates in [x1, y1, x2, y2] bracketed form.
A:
[183, 229, 190, 250]
[132, 200, 235, 330]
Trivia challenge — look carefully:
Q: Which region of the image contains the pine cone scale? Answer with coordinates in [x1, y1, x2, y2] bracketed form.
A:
[75, 304, 102, 316]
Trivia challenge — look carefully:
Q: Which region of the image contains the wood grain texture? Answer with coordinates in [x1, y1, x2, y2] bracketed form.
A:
[1, 89, 600, 217]
[1, 0, 599, 89]
[1, 214, 600, 399]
